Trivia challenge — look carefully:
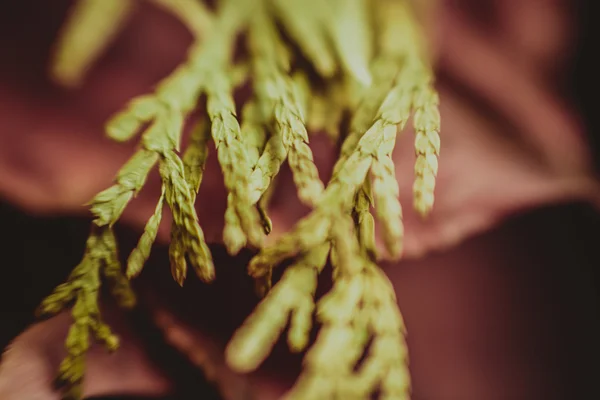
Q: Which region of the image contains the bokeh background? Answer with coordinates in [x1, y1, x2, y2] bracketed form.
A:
[0, 1, 599, 399]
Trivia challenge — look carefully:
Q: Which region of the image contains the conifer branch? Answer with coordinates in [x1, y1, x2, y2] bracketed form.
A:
[40, 1, 440, 399]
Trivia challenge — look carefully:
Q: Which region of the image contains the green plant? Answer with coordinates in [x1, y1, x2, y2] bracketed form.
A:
[39, 0, 440, 399]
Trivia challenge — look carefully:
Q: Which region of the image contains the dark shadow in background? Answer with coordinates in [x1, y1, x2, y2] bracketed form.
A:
[0, 1, 599, 399]
[571, 0, 600, 171]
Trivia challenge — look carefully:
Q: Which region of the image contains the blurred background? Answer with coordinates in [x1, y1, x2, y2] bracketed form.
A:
[0, 1, 599, 399]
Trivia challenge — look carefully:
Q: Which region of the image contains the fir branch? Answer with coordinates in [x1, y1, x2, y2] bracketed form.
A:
[353, 179, 377, 260]
[166, 119, 212, 283]
[257, 174, 278, 235]
[269, 0, 337, 77]
[285, 218, 409, 400]
[249, 6, 324, 208]
[50, 0, 135, 88]
[366, 78, 414, 260]
[326, 0, 374, 85]
[89, 148, 159, 227]
[247, 132, 287, 206]
[226, 243, 330, 372]
[39, 3, 221, 396]
[44, 1, 442, 399]
[413, 82, 441, 217]
[160, 150, 214, 283]
[182, 119, 211, 198]
[98, 227, 137, 308]
[241, 101, 268, 170]
[126, 186, 165, 279]
[304, 77, 348, 142]
[205, 70, 264, 250]
[229, 2, 437, 400]
[239, 99, 272, 233]
[37, 227, 134, 399]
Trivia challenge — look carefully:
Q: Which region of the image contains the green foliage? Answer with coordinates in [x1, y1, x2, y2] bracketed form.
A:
[41, 0, 440, 398]
[37, 227, 134, 399]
